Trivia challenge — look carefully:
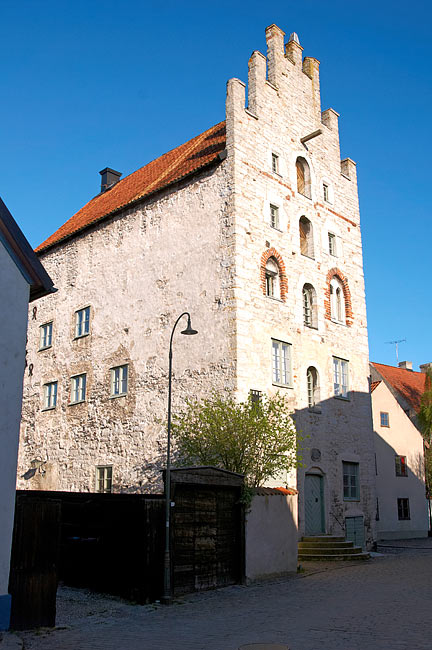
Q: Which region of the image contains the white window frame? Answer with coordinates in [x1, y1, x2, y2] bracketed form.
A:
[272, 339, 292, 388]
[39, 321, 53, 350]
[110, 364, 128, 397]
[70, 373, 87, 404]
[96, 466, 113, 493]
[330, 277, 346, 324]
[265, 258, 280, 299]
[270, 204, 280, 230]
[43, 381, 58, 410]
[333, 357, 349, 399]
[343, 461, 360, 501]
[328, 232, 337, 256]
[75, 306, 90, 338]
[307, 366, 320, 411]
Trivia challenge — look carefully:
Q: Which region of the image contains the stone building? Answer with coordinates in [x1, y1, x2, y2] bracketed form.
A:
[18, 25, 377, 546]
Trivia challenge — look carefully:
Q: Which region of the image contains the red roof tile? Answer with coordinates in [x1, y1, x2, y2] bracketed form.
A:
[253, 486, 298, 496]
[370, 381, 381, 393]
[36, 122, 226, 253]
[371, 362, 427, 413]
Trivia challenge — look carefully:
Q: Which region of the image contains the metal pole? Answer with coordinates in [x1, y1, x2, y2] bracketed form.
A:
[162, 312, 196, 604]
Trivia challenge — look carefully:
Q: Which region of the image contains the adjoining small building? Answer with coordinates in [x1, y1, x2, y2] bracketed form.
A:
[0, 197, 54, 629]
[370, 362, 430, 539]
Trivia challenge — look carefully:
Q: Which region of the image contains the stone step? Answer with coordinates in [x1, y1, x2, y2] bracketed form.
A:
[298, 545, 363, 555]
[298, 540, 354, 550]
[301, 535, 345, 543]
[298, 552, 370, 561]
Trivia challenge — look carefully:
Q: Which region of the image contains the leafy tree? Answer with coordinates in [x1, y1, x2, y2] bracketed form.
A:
[419, 369, 432, 497]
[171, 392, 302, 487]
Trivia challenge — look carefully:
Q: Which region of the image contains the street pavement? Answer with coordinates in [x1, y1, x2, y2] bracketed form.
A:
[4, 539, 432, 650]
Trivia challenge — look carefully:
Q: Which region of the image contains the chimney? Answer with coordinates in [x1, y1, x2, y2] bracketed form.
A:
[398, 361, 412, 371]
[420, 362, 432, 374]
[99, 167, 122, 193]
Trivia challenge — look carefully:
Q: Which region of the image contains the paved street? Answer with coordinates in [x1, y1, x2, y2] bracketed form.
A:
[8, 541, 432, 650]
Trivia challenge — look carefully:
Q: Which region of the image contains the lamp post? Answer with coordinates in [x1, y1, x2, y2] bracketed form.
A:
[162, 312, 198, 604]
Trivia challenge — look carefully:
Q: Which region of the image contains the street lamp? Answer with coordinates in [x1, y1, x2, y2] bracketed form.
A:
[162, 312, 198, 604]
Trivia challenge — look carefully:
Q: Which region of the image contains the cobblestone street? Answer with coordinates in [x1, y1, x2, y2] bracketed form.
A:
[7, 541, 432, 650]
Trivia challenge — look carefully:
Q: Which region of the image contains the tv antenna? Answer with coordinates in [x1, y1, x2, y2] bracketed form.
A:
[385, 339, 406, 365]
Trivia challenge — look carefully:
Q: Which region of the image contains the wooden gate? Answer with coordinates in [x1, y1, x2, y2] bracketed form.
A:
[170, 467, 245, 595]
[9, 496, 61, 630]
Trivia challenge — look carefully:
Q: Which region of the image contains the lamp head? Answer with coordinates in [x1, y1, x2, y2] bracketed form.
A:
[181, 314, 198, 336]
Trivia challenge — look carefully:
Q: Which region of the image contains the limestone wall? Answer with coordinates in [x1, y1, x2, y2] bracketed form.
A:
[18, 164, 235, 493]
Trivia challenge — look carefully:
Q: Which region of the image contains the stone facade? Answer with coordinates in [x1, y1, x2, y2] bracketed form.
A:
[18, 25, 376, 546]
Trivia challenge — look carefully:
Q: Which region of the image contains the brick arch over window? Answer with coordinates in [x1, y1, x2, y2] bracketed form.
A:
[260, 248, 287, 302]
[324, 268, 353, 326]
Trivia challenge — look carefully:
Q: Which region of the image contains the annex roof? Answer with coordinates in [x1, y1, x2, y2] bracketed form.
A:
[370, 380, 381, 393]
[0, 197, 54, 301]
[36, 122, 226, 254]
[371, 362, 427, 414]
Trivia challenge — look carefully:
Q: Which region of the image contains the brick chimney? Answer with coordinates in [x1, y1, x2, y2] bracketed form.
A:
[420, 362, 432, 374]
[99, 168, 122, 193]
[398, 361, 412, 371]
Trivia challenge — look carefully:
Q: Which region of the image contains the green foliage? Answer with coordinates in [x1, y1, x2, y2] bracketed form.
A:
[419, 369, 432, 497]
[171, 392, 302, 487]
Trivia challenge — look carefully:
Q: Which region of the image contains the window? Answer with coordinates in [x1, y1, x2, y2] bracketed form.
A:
[250, 389, 262, 405]
[75, 306, 90, 338]
[70, 373, 87, 404]
[272, 339, 292, 387]
[323, 182, 329, 202]
[265, 258, 280, 299]
[328, 233, 336, 256]
[111, 364, 128, 397]
[397, 498, 410, 520]
[299, 216, 314, 257]
[330, 277, 345, 324]
[333, 357, 349, 399]
[271, 153, 279, 174]
[270, 204, 279, 229]
[307, 366, 320, 410]
[296, 157, 311, 198]
[43, 381, 58, 410]
[302, 284, 317, 328]
[380, 411, 389, 427]
[39, 322, 53, 350]
[395, 455, 408, 477]
[96, 466, 113, 493]
[343, 462, 359, 500]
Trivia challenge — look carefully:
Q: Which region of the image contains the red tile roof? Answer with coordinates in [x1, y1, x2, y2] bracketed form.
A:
[253, 486, 298, 496]
[36, 122, 226, 253]
[371, 362, 427, 413]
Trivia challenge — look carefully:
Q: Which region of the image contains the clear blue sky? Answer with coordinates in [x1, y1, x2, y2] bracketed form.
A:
[1, 0, 430, 370]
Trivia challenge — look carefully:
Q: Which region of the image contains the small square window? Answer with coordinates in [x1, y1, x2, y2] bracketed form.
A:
[271, 153, 279, 174]
[270, 204, 279, 229]
[397, 498, 410, 520]
[323, 183, 329, 202]
[39, 322, 53, 350]
[328, 233, 336, 256]
[250, 389, 262, 405]
[333, 357, 349, 399]
[70, 373, 87, 404]
[43, 381, 58, 410]
[272, 339, 292, 387]
[96, 466, 113, 493]
[343, 461, 359, 500]
[111, 364, 128, 397]
[75, 307, 90, 338]
[380, 411, 389, 427]
[395, 455, 408, 477]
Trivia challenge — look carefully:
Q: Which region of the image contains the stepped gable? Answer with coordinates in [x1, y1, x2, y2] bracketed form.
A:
[36, 121, 226, 253]
[371, 362, 426, 413]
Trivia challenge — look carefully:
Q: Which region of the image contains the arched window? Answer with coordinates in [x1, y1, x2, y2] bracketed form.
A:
[307, 366, 320, 410]
[303, 283, 317, 328]
[299, 216, 314, 258]
[330, 277, 345, 324]
[296, 157, 311, 198]
[265, 257, 280, 299]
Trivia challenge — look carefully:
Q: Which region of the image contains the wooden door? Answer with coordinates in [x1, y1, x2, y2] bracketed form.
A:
[304, 474, 324, 535]
[345, 516, 365, 548]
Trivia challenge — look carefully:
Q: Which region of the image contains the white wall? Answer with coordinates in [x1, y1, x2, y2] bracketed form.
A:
[372, 381, 428, 539]
[245, 492, 298, 581]
[0, 242, 30, 622]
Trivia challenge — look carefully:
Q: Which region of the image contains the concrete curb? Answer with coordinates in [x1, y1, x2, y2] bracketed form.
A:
[0, 633, 23, 649]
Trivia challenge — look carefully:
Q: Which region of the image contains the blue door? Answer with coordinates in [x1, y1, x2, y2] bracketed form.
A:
[305, 474, 325, 535]
[345, 516, 365, 548]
